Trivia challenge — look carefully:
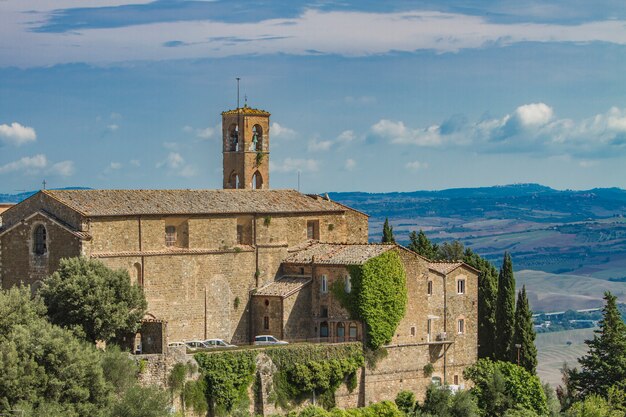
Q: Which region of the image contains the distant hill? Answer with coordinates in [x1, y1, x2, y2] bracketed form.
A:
[0, 187, 91, 203]
[328, 184, 626, 278]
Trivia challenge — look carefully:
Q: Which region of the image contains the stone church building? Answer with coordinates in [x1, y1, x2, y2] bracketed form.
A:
[0, 104, 479, 401]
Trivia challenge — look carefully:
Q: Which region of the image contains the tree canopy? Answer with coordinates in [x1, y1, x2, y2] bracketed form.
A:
[382, 218, 395, 243]
[40, 257, 147, 344]
[512, 286, 537, 374]
[495, 252, 516, 362]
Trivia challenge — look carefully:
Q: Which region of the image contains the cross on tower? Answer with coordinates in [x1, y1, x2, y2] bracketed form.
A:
[42, 179, 47, 190]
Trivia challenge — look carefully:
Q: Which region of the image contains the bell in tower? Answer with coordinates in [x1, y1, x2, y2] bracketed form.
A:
[222, 104, 271, 189]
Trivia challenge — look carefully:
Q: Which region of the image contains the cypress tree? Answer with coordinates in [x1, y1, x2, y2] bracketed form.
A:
[408, 229, 436, 259]
[570, 292, 626, 398]
[463, 248, 498, 359]
[495, 252, 516, 362]
[512, 285, 537, 373]
[382, 217, 395, 243]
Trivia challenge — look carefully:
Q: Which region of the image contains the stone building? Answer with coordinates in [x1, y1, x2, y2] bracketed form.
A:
[0, 104, 479, 401]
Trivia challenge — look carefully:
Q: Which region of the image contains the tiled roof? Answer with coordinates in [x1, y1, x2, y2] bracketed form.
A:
[221, 105, 270, 116]
[428, 262, 464, 275]
[283, 242, 395, 265]
[91, 245, 254, 258]
[42, 189, 344, 217]
[254, 276, 312, 297]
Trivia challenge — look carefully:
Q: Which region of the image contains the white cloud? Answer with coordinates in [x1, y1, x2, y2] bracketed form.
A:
[50, 160, 75, 177]
[308, 139, 333, 152]
[405, 161, 429, 171]
[156, 151, 197, 177]
[0, 154, 47, 174]
[372, 119, 444, 146]
[0, 122, 37, 146]
[0, 154, 74, 176]
[371, 104, 626, 159]
[107, 124, 119, 132]
[579, 160, 597, 168]
[337, 130, 357, 143]
[163, 142, 178, 150]
[166, 152, 184, 169]
[271, 158, 319, 173]
[271, 122, 296, 140]
[130, 159, 141, 167]
[196, 127, 216, 139]
[109, 162, 122, 170]
[3, 7, 626, 67]
[345, 158, 356, 171]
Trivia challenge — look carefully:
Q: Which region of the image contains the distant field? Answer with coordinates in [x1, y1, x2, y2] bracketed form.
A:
[516, 270, 626, 312]
[536, 328, 595, 387]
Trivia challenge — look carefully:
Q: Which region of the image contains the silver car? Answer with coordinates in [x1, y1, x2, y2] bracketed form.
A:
[185, 340, 209, 350]
[203, 339, 237, 348]
[253, 335, 288, 345]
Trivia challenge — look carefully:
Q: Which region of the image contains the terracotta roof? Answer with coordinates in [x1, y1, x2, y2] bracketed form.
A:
[42, 189, 345, 217]
[428, 262, 464, 275]
[254, 276, 312, 297]
[283, 242, 395, 265]
[221, 105, 270, 116]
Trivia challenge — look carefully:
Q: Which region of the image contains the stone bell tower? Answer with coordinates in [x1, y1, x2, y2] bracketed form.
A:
[222, 104, 270, 189]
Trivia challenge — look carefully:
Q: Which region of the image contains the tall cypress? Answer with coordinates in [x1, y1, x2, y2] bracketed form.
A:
[512, 285, 537, 373]
[382, 217, 395, 243]
[463, 248, 498, 359]
[495, 252, 516, 361]
[570, 292, 626, 398]
[408, 229, 437, 259]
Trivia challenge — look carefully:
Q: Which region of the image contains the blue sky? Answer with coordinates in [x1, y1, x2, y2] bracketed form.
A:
[0, 0, 625, 193]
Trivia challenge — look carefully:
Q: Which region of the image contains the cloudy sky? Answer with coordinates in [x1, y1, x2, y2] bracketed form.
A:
[1, 0, 625, 193]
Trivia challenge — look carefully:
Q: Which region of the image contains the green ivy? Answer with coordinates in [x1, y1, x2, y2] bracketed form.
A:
[265, 344, 364, 411]
[333, 251, 407, 350]
[195, 351, 257, 416]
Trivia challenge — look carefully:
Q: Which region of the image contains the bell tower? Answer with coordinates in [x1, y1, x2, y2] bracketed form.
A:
[222, 104, 270, 189]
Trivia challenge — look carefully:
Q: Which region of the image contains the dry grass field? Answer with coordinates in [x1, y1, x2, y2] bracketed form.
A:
[535, 328, 596, 387]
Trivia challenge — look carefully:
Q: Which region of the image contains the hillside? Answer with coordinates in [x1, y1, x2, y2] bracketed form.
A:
[329, 184, 626, 278]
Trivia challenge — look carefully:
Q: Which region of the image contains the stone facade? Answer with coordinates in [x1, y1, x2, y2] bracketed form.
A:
[0, 104, 479, 409]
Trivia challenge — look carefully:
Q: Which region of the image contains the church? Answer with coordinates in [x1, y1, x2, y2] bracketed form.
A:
[0, 104, 478, 402]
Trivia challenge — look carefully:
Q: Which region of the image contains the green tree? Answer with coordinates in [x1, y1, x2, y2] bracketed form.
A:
[395, 390, 416, 414]
[464, 359, 548, 417]
[495, 252, 516, 362]
[463, 248, 498, 359]
[109, 385, 170, 417]
[565, 394, 625, 417]
[512, 286, 538, 374]
[382, 218, 395, 243]
[408, 230, 437, 259]
[570, 292, 626, 398]
[437, 240, 465, 261]
[40, 257, 147, 344]
[0, 287, 112, 416]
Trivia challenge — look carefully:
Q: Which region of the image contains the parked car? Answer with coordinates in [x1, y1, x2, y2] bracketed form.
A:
[185, 340, 209, 350]
[167, 341, 186, 348]
[203, 339, 237, 348]
[253, 335, 288, 345]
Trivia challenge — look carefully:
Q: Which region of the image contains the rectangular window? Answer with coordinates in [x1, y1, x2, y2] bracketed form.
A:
[321, 275, 328, 294]
[427, 281, 433, 296]
[411, 326, 416, 337]
[427, 319, 432, 342]
[237, 225, 243, 244]
[457, 279, 465, 294]
[263, 316, 270, 330]
[454, 375, 459, 385]
[307, 220, 320, 240]
[165, 226, 177, 247]
[321, 306, 328, 318]
[458, 319, 465, 334]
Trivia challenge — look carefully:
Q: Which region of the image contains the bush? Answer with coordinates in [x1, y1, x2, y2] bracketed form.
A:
[395, 390, 416, 414]
[565, 394, 625, 417]
[110, 385, 170, 417]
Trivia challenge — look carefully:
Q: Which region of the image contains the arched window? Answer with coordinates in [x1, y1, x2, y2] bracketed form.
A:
[228, 124, 239, 151]
[349, 323, 358, 340]
[134, 263, 143, 287]
[320, 321, 329, 338]
[252, 125, 263, 151]
[229, 171, 240, 189]
[345, 275, 352, 293]
[33, 224, 47, 255]
[337, 322, 345, 339]
[252, 171, 263, 189]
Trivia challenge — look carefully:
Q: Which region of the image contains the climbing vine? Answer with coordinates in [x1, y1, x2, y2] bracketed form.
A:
[265, 344, 364, 410]
[255, 152, 265, 167]
[194, 350, 257, 416]
[332, 250, 407, 350]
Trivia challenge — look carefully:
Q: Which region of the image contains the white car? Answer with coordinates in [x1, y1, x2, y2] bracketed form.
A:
[253, 335, 288, 345]
[203, 339, 237, 348]
[185, 340, 209, 350]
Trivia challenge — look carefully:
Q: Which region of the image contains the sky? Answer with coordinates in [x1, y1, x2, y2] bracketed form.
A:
[0, 0, 625, 194]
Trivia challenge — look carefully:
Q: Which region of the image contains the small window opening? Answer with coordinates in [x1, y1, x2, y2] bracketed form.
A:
[165, 226, 177, 247]
[321, 306, 328, 318]
[454, 375, 459, 385]
[349, 323, 358, 340]
[252, 124, 263, 151]
[264, 299, 270, 307]
[427, 281, 433, 296]
[228, 124, 239, 151]
[252, 171, 263, 189]
[411, 326, 416, 337]
[33, 224, 47, 255]
[307, 220, 320, 240]
[263, 316, 269, 330]
[345, 275, 352, 293]
[237, 225, 243, 244]
[431, 376, 442, 387]
[458, 318, 465, 334]
[320, 275, 328, 293]
[457, 279, 466, 294]
[299, 267, 305, 275]
[320, 321, 329, 338]
[134, 263, 143, 287]
[337, 322, 345, 338]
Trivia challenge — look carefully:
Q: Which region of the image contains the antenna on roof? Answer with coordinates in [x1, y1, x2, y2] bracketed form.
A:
[236, 77, 241, 108]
